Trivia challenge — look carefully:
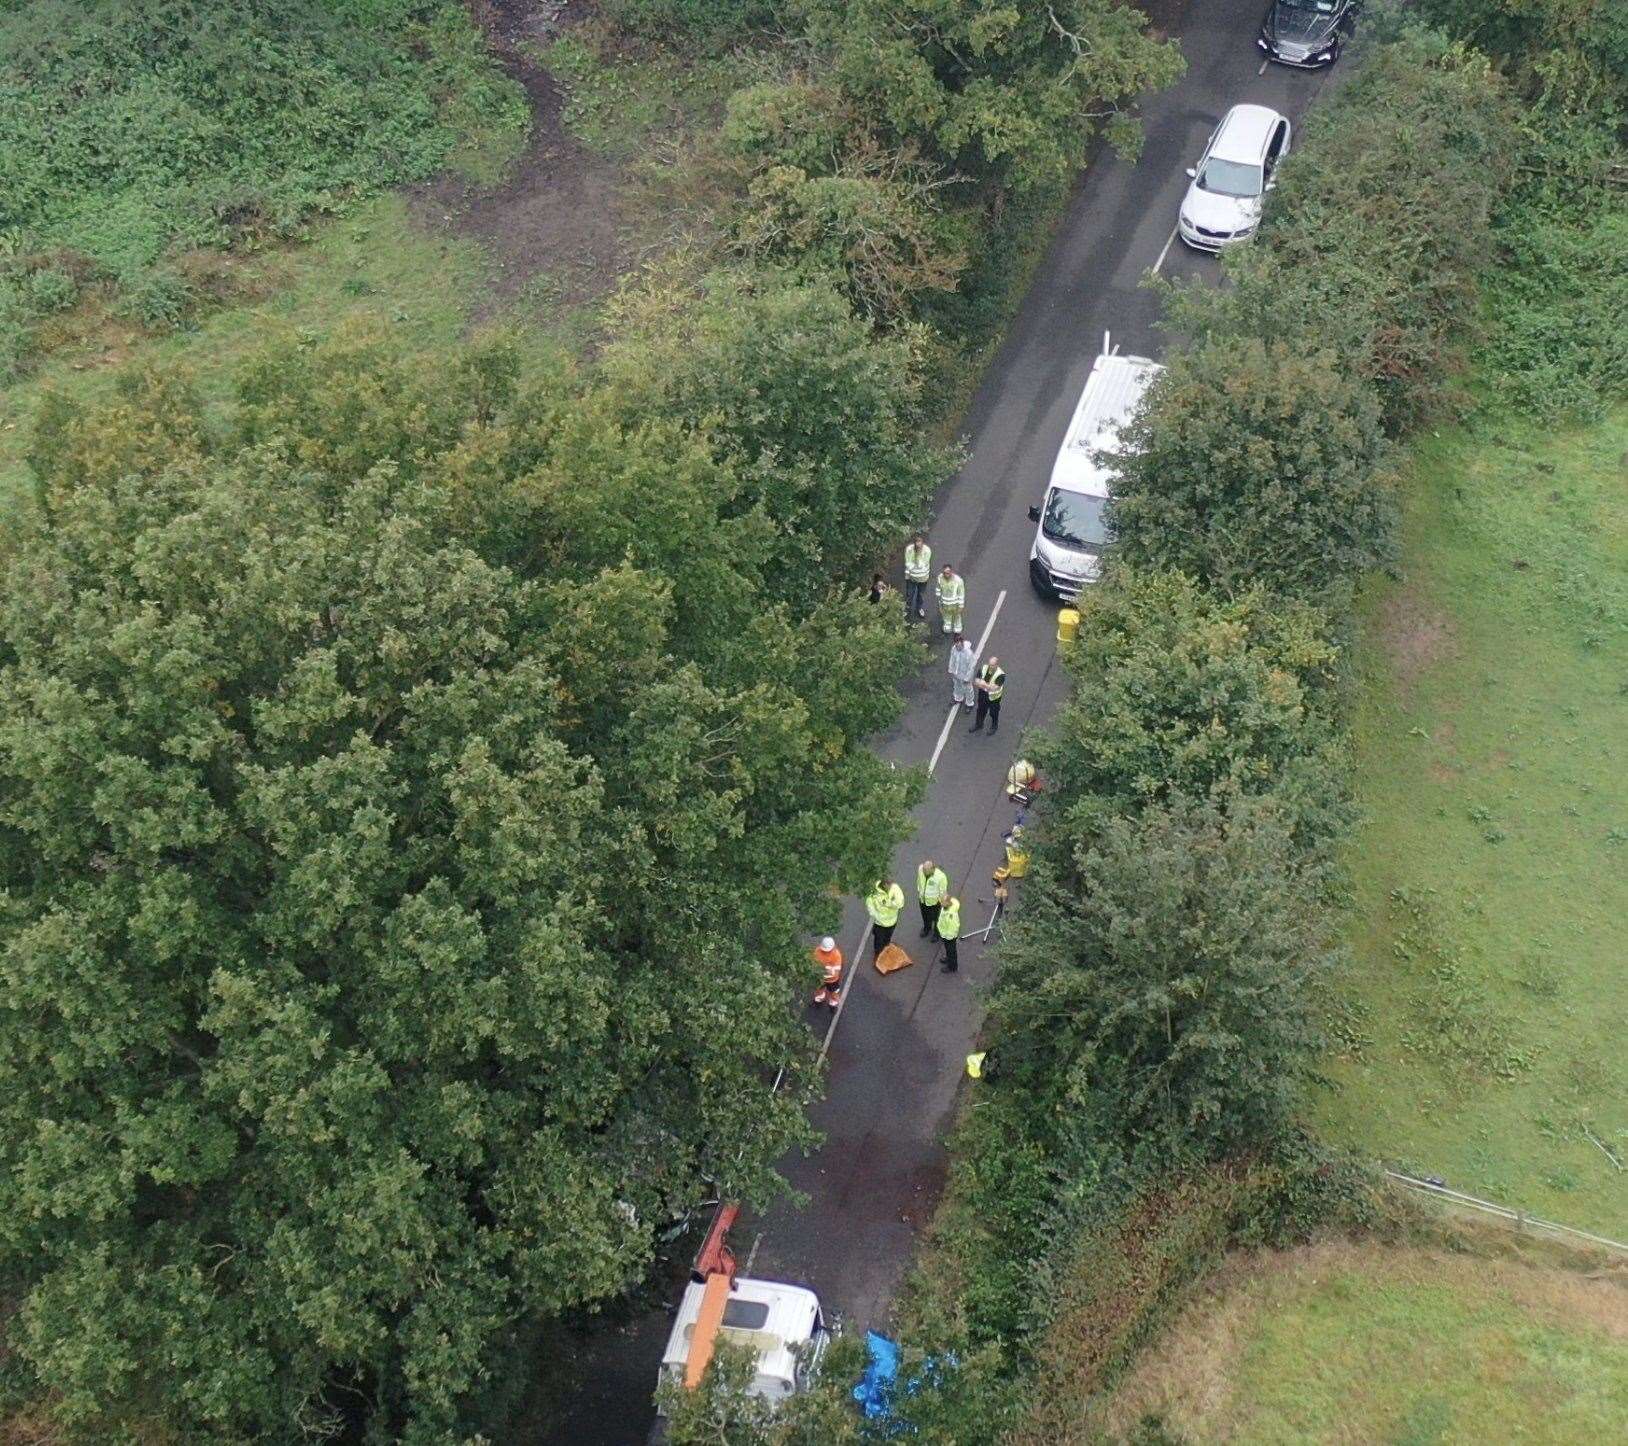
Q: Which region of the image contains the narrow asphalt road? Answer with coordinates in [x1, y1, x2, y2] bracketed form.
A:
[539, 2, 1333, 1438]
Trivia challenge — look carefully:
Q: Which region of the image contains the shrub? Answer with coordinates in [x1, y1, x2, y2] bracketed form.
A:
[115, 265, 196, 329]
[722, 80, 853, 175]
[1108, 338, 1396, 603]
[0, 0, 525, 277]
[735, 164, 967, 320]
[1034, 570, 1346, 848]
[21, 268, 77, 315]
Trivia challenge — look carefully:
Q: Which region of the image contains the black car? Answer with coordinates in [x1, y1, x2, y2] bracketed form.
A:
[1258, 0, 1355, 67]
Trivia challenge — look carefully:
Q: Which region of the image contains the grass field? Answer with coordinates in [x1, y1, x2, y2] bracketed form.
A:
[1103, 1239, 1628, 1443]
[1317, 406, 1628, 1237]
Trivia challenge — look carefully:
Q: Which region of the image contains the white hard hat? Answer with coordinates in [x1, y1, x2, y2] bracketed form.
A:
[821, 936, 836, 952]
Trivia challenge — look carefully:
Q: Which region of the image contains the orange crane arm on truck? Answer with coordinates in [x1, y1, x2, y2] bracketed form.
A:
[684, 1273, 732, 1389]
[682, 1201, 741, 1390]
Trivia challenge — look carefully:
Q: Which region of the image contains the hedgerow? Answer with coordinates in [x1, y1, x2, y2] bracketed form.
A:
[1108, 340, 1395, 606]
[1162, 24, 1518, 433]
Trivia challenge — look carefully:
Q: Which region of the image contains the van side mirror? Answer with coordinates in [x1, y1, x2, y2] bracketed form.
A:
[1185, 167, 1197, 178]
[1027, 505, 1041, 523]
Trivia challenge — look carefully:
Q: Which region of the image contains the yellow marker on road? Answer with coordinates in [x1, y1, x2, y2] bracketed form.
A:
[1057, 607, 1080, 644]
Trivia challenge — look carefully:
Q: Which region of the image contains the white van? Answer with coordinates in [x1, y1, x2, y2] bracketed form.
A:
[1028, 339, 1162, 601]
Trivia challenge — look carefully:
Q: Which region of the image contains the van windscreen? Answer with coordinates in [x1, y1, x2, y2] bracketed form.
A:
[1042, 489, 1110, 550]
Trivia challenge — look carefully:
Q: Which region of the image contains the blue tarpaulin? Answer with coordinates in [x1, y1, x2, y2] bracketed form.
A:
[852, 1331, 900, 1419]
[852, 1331, 961, 1432]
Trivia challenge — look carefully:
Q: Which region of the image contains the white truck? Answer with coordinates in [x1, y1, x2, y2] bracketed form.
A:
[651, 1204, 829, 1434]
[1028, 337, 1163, 601]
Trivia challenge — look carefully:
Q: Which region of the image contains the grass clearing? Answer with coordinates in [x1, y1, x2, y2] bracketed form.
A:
[0, 0, 527, 382]
[0, 194, 500, 513]
[1317, 406, 1628, 1236]
[540, 21, 772, 164]
[1101, 1238, 1628, 1444]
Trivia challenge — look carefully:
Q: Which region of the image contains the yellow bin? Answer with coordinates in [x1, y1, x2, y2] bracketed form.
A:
[1057, 607, 1080, 644]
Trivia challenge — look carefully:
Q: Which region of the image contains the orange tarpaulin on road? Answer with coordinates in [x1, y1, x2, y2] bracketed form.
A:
[874, 942, 913, 974]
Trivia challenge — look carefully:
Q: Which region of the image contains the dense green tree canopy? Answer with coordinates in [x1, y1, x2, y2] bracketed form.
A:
[0, 329, 920, 1439]
[995, 793, 1332, 1155]
[803, 0, 1185, 192]
[1107, 338, 1395, 603]
[1418, 0, 1627, 112]
[598, 269, 953, 599]
[1033, 571, 1347, 850]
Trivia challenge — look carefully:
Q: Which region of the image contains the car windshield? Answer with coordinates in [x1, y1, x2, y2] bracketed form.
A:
[1042, 488, 1109, 551]
[1198, 156, 1263, 198]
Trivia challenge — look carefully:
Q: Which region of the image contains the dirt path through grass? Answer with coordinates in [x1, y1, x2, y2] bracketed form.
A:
[410, 0, 628, 316]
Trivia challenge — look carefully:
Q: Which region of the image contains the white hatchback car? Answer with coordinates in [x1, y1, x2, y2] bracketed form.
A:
[1177, 103, 1291, 251]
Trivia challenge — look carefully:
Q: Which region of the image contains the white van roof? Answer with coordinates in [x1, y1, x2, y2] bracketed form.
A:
[661, 1277, 820, 1399]
[1048, 350, 1162, 499]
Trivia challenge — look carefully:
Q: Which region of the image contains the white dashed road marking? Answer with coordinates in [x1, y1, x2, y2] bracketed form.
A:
[1151, 224, 1180, 275]
[820, 588, 1009, 1062]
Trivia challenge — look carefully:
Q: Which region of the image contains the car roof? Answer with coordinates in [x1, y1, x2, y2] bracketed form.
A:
[1210, 105, 1283, 162]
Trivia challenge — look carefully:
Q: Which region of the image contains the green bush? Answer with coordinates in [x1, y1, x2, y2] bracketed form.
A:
[641, 0, 1183, 336]
[735, 164, 968, 320]
[1108, 338, 1396, 604]
[597, 267, 955, 595]
[722, 80, 853, 174]
[1035, 570, 1346, 848]
[996, 793, 1333, 1156]
[115, 266, 196, 330]
[21, 268, 77, 315]
[0, 0, 525, 276]
[1417, 0, 1628, 115]
[0, 263, 91, 383]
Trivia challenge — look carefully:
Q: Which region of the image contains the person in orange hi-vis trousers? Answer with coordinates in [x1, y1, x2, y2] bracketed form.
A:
[812, 936, 844, 1008]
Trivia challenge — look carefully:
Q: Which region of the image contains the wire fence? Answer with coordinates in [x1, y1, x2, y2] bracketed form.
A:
[1384, 1170, 1628, 1256]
